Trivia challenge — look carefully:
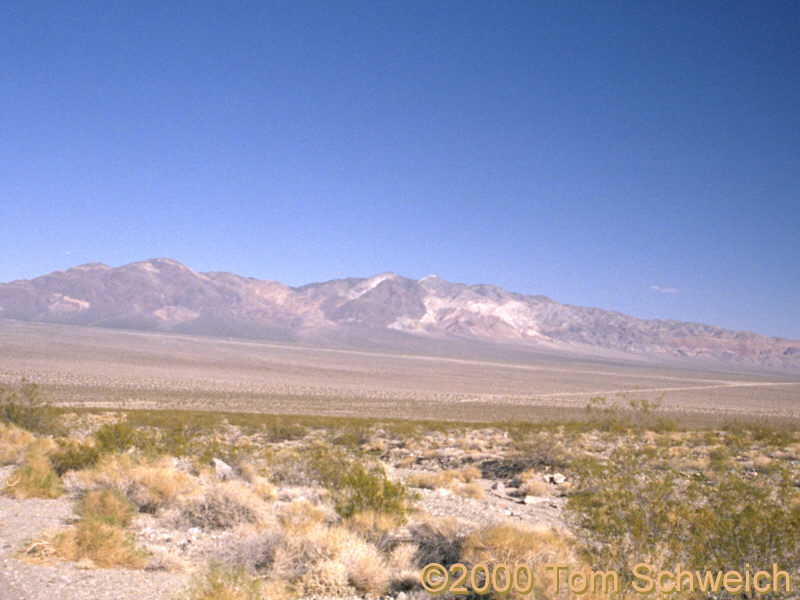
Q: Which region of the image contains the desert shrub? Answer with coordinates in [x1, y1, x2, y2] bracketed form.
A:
[265, 448, 314, 485]
[53, 517, 145, 568]
[338, 535, 389, 594]
[724, 421, 797, 448]
[331, 425, 371, 450]
[134, 423, 194, 457]
[300, 559, 351, 597]
[78, 488, 136, 527]
[49, 440, 100, 475]
[179, 563, 264, 600]
[327, 462, 410, 519]
[583, 395, 666, 433]
[126, 457, 196, 513]
[95, 420, 136, 453]
[408, 468, 485, 498]
[459, 464, 482, 482]
[461, 524, 580, 600]
[0, 380, 57, 434]
[409, 519, 466, 567]
[285, 524, 389, 596]
[303, 443, 410, 518]
[261, 420, 307, 443]
[568, 444, 688, 577]
[180, 482, 261, 530]
[193, 438, 248, 470]
[218, 530, 284, 574]
[278, 498, 329, 533]
[347, 510, 402, 544]
[519, 469, 553, 496]
[74, 454, 196, 513]
[687, 466, 800, 589]
[388, 543, 421, 591]
[406, 470, 450, 489]
[568, 437, 800, 596]
[5, 442, 62, 499]
[455, 481, 485, 499]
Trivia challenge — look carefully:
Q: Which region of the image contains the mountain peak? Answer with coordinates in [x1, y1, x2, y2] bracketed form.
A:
[1, 259, 798, 372]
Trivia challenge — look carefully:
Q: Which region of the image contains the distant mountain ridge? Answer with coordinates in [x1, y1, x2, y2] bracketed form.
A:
[1, 258, 798, 371]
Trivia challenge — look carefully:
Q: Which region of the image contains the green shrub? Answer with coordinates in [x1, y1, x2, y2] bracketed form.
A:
[568, 444, 689, 577]
[261, 419, 307, 443]
[567, 438, 800, 593]
[49, 440, 100, 475]
[321, 460, 410, 519]
[0, 380, 57, 434]
[688, 465, 800, 582]
[95, 421, 136, 453]
[193, 439, 247, 470]
[299, 443, 411, 519]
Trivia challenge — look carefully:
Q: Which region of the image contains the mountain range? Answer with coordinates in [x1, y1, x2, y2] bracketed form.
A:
[1, 258, 798, 372]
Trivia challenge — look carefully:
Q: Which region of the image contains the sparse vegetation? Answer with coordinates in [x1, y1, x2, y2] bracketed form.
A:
[78, 488, 136, 527]
[0, 380, 57, 434]
[3, 379, 800, 600]
[5, 440, 62, 499]
[49, 439, 100, 475]
[95, 420, 137, 453]
[179, 563, 263, 600]
[52, 516, 146, 568]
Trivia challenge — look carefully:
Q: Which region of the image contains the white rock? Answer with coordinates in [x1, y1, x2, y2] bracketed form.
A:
[211, 457, 234, 480]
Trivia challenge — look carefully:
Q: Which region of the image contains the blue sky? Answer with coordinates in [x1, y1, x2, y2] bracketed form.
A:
[1, 1, 799, 338]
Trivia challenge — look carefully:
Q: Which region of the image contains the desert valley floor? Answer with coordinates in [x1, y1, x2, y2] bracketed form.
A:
[1, 320, 798, 425]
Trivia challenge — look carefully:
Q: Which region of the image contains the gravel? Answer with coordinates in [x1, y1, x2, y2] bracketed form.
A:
[0, 466, 190, 600]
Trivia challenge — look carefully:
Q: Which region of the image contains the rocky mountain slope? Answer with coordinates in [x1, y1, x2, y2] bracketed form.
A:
[1, 258, 798, 371]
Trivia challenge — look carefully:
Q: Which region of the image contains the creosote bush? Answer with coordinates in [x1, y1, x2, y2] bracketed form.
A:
[567, 434, 800, 597]
[49, 440, 100, 476]
[0, 380, 57, 434]
[306, 444, 412, 519]
[95, 420, 137, 453]
[328, 461, 409, 519]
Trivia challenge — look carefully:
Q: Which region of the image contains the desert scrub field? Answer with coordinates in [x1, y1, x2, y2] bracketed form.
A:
[2, 380, 800, 600]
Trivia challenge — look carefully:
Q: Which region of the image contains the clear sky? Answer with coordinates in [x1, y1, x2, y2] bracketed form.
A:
[2, 1, 799, 339]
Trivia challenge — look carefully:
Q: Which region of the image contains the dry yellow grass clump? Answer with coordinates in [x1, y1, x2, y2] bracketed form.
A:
[78, 488, 136, 527]
[0, 422, 34, 465]
[181, 480, 271, 530]
[462, 524, 600, 600]
[4, 439, 62, 499]
[71, 453, 197, 513]
[277, 498, 329, 533]
[346, 509, 401, 543]
[52, 517, 146, 568]
[407, 466, 485, 499]
[179, 564, 263, 600]
[285, 523, 390, 596]
[519, 468, 554, 497]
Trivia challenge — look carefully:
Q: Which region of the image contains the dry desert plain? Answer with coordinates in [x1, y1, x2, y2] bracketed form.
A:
[1, 319, 798, 425]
